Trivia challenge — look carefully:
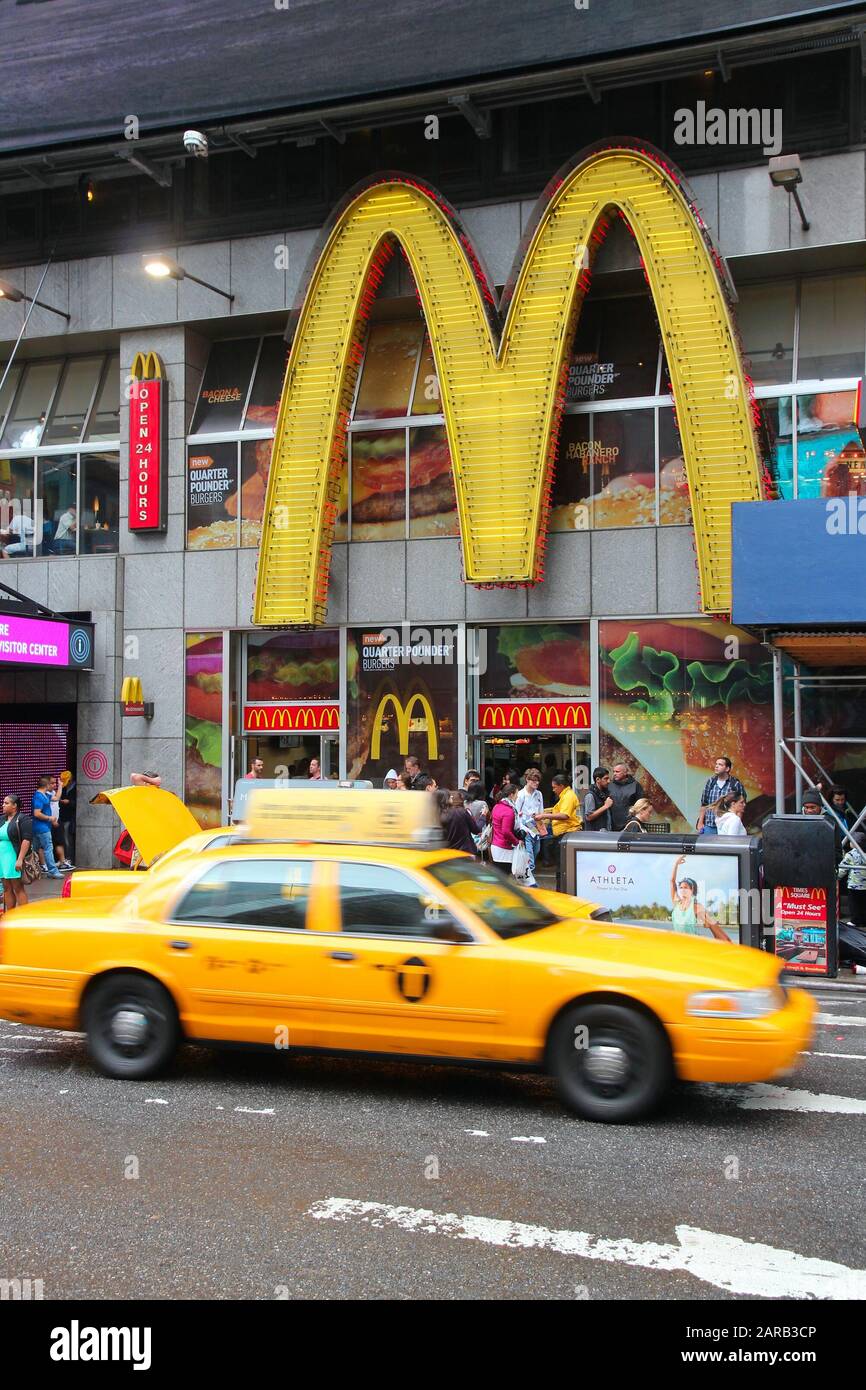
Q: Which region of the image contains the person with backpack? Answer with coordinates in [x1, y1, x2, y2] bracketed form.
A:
[1, 793, 34, 911]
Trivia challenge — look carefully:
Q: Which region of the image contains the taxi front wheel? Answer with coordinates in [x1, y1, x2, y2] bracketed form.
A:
[83, 973, 180, 1080]
[549, 1001, 672, 1123]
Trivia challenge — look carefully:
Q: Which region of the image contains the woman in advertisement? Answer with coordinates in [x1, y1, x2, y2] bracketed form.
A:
[669, 856, 730, 942]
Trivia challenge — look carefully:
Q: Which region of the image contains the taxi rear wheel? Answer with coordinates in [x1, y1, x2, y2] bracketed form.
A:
[83, 973, 179, 1080]
[549, 1001, 672, 1122]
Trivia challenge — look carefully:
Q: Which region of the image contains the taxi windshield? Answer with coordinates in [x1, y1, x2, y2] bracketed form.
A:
[426, 858, 559, 938]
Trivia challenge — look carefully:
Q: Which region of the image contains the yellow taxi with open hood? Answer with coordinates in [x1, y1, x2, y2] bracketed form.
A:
[0, 786, 814, 1122]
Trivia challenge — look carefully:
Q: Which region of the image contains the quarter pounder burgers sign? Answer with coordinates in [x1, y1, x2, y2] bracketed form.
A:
[128, 351, 168, 532]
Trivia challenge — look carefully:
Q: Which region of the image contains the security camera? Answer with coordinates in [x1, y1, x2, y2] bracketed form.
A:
[183, 130, 209, 158]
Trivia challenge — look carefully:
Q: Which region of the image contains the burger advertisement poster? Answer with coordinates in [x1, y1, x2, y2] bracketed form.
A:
[184, 632, 224, 829]
[575, 849, 743, 944]
[346, 625, 457, 785]
[479, 623, 590, 702]
[246, 630, 339, 704]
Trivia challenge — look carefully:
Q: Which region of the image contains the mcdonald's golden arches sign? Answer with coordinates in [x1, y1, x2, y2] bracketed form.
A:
[254, 142, 762, 628]
[128, 351, 168, 533]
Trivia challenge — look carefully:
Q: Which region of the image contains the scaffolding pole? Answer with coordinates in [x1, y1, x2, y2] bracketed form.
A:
[792, 660, 803, 811]
[772, 645, 786, 815]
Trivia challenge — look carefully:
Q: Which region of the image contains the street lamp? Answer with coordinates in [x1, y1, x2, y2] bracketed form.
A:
[768, 154, 810, 232]
[0, 276, 70, 321]
[142, 253, 234, 302]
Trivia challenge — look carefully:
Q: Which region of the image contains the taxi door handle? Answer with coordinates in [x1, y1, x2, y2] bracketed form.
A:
[168, 940, 192, 951]
[328, 951, 356, 962]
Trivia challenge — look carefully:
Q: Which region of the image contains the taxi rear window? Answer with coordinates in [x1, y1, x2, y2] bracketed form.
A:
[172, 859, 312, 930]
[425, 859, 558, 938]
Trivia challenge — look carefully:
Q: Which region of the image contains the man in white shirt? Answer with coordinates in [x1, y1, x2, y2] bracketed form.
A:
[1, 509, 34, 558]
[53, 505, 77, 550]
[515, 768, 544, 887]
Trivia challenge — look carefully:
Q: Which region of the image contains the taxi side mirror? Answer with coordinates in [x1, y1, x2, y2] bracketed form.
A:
[431, 918, 474, 944]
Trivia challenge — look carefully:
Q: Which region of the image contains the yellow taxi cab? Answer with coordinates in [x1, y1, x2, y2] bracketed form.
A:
[0, 787, 815, 1122]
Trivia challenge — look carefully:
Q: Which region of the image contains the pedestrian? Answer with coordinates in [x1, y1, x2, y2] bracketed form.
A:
[58, 770, 76, 864]
[515, 768, 544, 888]
[696, 757, 746, 836]
[308, 757, 322, 780]
[490, 781, 521, 875]
[130, 770, 162, 787]
[443, 790, 478, 855]
[801, 789, 825, 816]
[1, 793, 33, 911]
[538, 773, 583, 865]
[608, 761, 645, 831]
[415, 773, 438, 792]
[31, 775, 63, 879]
[403, 755, 423, 789]
[831, 786, 854, 832]
[622, 797, 655, 833]
[47, 775, 74, 870]
[243, 758, 264, 781]
[462, 769, 481, 791]
[582, 767, 613, 831]
[838, 832, 866, 928]
[715, 791, 747, 836]
[383, 769, 399, 790]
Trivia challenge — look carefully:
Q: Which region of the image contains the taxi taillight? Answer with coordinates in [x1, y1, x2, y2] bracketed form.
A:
[61, 876, 72, 899]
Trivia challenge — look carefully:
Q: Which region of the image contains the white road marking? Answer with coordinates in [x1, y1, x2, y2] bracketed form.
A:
[511, 1136, 546, 1144]
[144, 1098, 168, 1105]
[730, 1083, 866, 1114]
[0, 1046, 60, 1054]
[309, 1198, 866, 1300]
[234, 1106, 275, 1116]
[817, 1014, 866, 1027]
[58, 1089, 68, 1094]
[464, 1129, 488, 1136]
[807, 1051, 866, 1061]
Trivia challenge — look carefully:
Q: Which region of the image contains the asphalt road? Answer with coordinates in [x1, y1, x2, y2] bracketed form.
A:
[1, 991, 864, 1302]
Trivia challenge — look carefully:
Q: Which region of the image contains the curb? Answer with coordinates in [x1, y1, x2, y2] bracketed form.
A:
[794, 977, 866, 996]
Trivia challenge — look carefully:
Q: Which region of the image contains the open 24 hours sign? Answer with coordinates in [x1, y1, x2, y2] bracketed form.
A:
[128, 351, 168, 532]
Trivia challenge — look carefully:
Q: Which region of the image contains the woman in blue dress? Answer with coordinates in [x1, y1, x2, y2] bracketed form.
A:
[1, 794, 32, 912]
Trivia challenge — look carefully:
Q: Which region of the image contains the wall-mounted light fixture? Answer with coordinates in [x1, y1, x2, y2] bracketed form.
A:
[768, 153, 810, 232]
[0, 276, 70, 321]
[142, 252, 234, 302]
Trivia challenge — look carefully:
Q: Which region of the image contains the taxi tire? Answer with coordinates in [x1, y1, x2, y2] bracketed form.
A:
[83, 972, 180, 1080]
[549, 1001, 672, 1123]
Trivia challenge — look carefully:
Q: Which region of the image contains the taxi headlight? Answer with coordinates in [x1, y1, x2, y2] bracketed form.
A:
[687, 987, 785, 1019]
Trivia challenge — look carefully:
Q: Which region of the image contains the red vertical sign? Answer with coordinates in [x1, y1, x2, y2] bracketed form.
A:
[128, 354, 167, 531]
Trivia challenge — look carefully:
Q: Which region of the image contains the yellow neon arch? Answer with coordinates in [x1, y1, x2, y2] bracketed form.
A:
[254, 147, 761, 625]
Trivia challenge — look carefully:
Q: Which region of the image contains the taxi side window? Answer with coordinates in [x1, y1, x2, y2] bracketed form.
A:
[338, 864, 434, 938]
[173, 860, 313, 931]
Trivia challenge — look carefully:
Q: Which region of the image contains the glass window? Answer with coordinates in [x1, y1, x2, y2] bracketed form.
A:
[658, 408, 692, 526]
[173, 859, 312, 930]
[354, 321, 422, 420]
[426, 859, 556, 938]
[0, 361, 61, 449]
[0, 457, 36, 558]
[550, 413, 592, 531]
[191, 339, 259, 434]
[38, 455, 77, 555]
[80, 453, 120, 554]
[43, 356, 103, 445]
[0, 364, 22, 433]
[569, 295, 659, 402]
[590, 409, 656, 529]
[408, 425, 457, 538]
[410, 337, 441, 416]
[245, 336, 286, 431]
[735, 282, 795, 385]
[796, 391, 866, 500]
[187, 442, 239, 550]
[338, 863, 436, 937]
[246, 629, 340, 703]
[85, 356, 120, 441]
[239, 437, 272, 549]
[757, 396, 793, 500]
[350, 429, 406, 540]
[798, 276, 866, 381]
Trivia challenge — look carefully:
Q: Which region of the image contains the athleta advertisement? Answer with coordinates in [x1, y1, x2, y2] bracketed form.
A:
[575, 849, 743, 943]
[346, 625, 457, 786]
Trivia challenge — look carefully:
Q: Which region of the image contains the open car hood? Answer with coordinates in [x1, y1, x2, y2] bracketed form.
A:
[89, 786, 202, 866]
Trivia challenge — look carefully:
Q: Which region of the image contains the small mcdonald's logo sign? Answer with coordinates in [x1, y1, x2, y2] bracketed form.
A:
[243, 704, 340, 733]
[477, 700, 591, 733]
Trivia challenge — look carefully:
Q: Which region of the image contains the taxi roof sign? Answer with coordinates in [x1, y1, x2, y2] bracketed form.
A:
[244, 786, 444, 847]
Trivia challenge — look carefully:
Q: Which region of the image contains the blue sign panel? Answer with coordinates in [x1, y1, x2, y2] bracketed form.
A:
[732, 499, 866, 625]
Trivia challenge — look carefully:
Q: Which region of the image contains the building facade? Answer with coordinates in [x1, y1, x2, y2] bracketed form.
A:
[1, 3, 865, 863]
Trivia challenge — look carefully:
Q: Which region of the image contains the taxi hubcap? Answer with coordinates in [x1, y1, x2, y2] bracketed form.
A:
[110, 1008, 149, 1047]
[583, 1043, 629, 1087]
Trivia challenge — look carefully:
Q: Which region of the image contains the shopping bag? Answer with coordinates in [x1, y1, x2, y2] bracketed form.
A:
[512, 841, 530, 882]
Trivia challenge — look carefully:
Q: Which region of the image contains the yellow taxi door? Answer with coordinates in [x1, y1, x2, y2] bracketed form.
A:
[164, 856, 341, 1046]
[306, 860, 519, 1062]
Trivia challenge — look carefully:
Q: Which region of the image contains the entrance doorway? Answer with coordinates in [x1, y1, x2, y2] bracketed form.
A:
[242, 733, 340, 780]
[476, 734, 590, 800]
